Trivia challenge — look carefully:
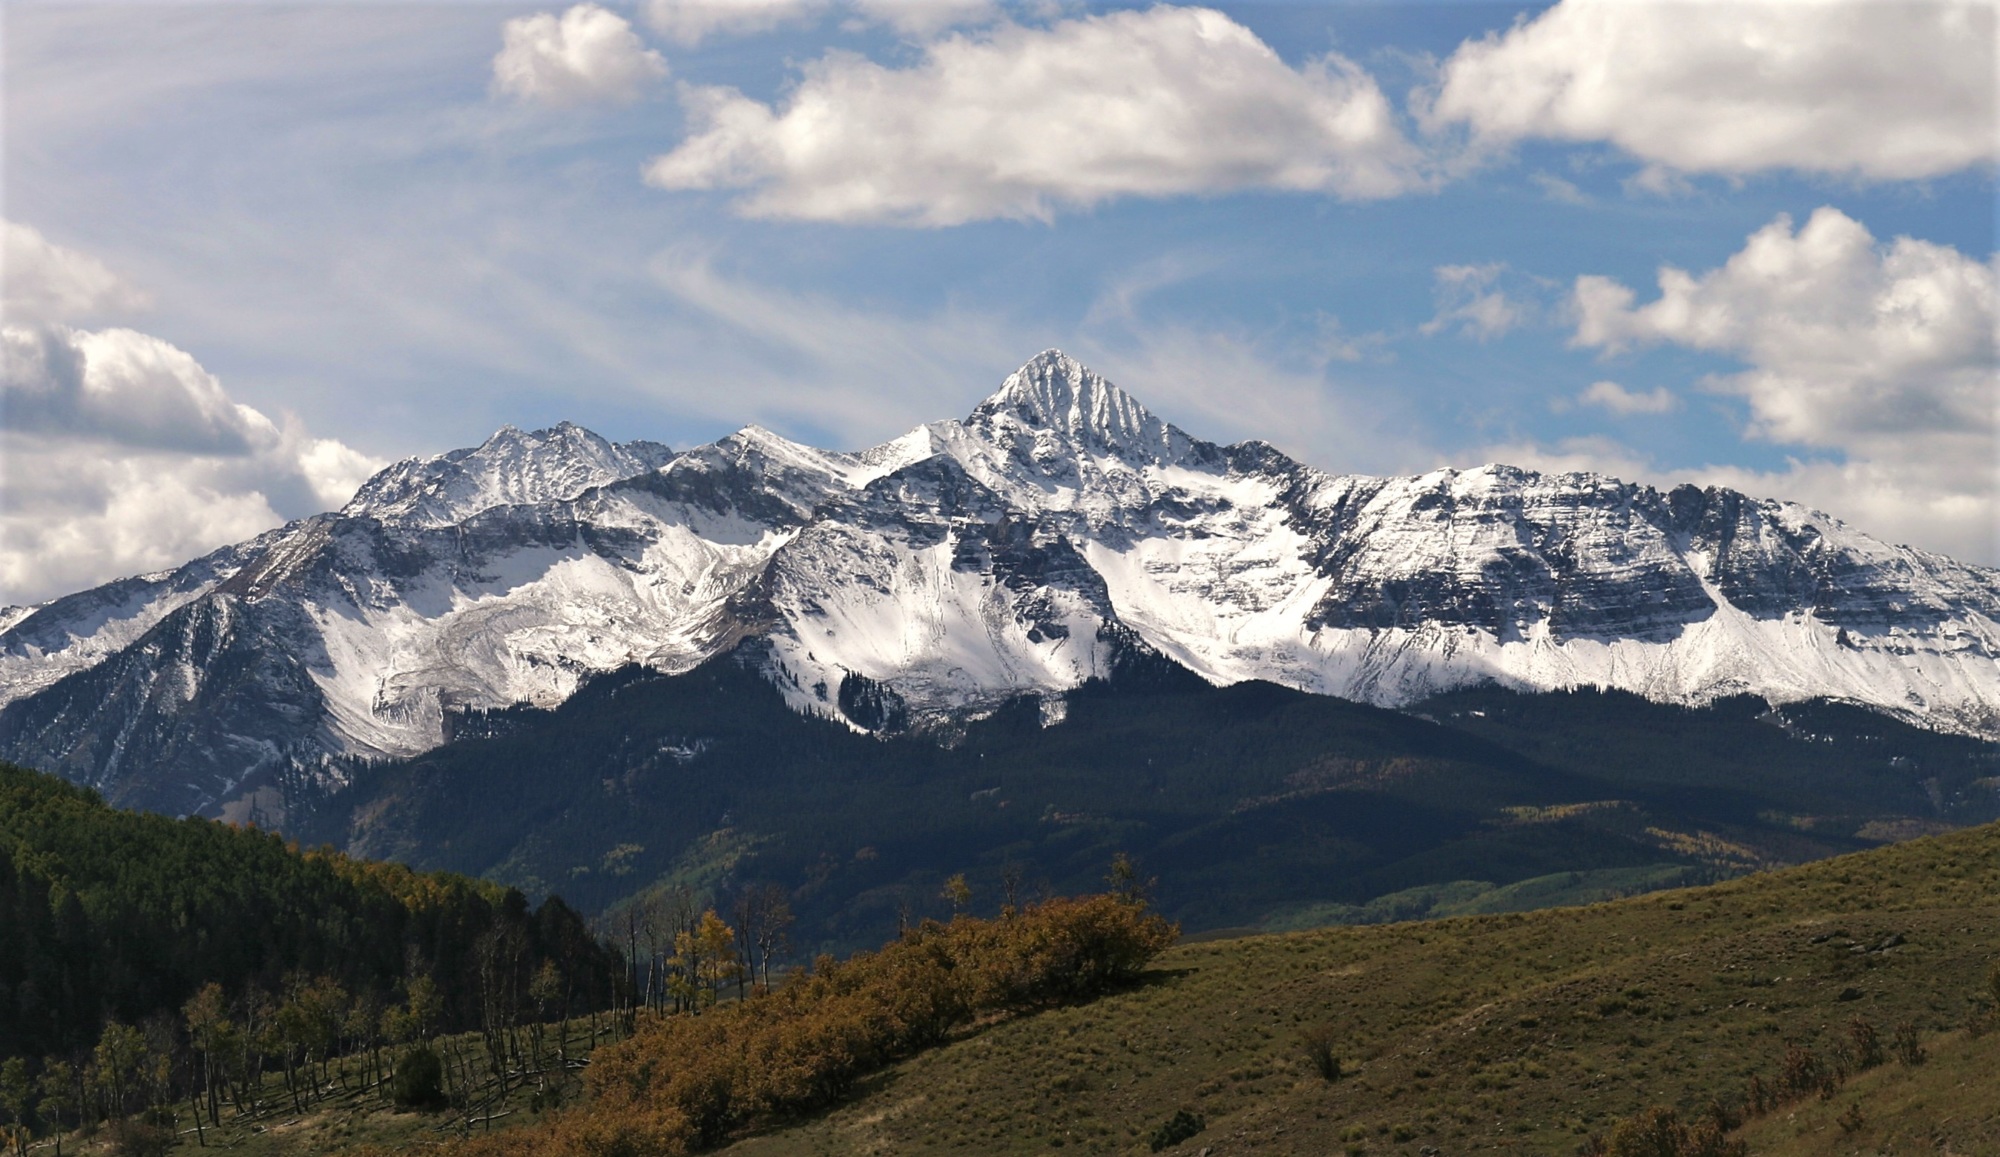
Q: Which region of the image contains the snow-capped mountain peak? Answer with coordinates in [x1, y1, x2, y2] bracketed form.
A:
[968, 348, 1192, 465]
[4, 351, 1998, 820]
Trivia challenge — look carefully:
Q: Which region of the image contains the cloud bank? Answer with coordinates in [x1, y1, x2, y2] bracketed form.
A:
[0, 223, 383, 605]
[643, 0, 825, 46]
[3, 220, 152, 323]
[1426, 0, 1997, 182]
[645, 5, 1424, 225]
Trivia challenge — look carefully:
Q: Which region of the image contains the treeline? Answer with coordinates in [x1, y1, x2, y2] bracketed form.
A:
[0, 960, 630, 1154]
[609, 882, 796, 1017]
[432, 891, 1178, 1156]
[0, 763, 617, 1110]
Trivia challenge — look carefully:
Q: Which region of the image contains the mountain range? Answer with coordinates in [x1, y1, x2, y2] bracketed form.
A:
[3, 350, 1998, 823]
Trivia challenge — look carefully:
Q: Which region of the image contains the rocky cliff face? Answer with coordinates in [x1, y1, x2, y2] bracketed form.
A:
[5, 351, 1997, 817]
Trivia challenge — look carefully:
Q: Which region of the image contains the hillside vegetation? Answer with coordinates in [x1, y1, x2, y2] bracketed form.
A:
[346, 892, 1180, 1157]
[8, 796, 1989, 1156]
[710, 821, 1999, 1156]
[298, 650, 2000, 956]
[1731, 1023, 1998, 1154]
[0, 762, 615, 1107]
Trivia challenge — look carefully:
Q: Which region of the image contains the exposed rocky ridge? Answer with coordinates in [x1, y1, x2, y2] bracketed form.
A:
[342, 421, 674, 528]
[3, 350, 1997, 817]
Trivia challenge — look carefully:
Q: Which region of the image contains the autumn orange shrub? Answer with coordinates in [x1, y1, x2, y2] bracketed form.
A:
[437, 893, 1175, 1156]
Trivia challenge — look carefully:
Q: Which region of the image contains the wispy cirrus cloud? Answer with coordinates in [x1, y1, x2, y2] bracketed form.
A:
[643, 0, 827, 46]
[1419, 263, 1530, 341]
[640, 0, 996, 45]
[847, 0, 998, 38]
[647, 246, 1425, 475]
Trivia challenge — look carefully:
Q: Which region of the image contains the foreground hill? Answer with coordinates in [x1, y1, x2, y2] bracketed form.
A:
[715, 821, 2000, 1155]
[6, 352, 1999, 820]
[17, 815, 1985, 1156]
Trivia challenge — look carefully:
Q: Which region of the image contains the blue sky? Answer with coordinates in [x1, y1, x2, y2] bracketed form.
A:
[2, 0, 1994, 602]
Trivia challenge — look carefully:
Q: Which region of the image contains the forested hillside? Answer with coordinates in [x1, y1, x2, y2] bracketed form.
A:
[0, 762, 615, 1064]
[297, 647, 2000, 955]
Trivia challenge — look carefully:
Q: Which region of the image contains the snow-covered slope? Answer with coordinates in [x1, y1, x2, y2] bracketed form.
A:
[0, 534, 280, 709]
[4, 351, 1997, 817]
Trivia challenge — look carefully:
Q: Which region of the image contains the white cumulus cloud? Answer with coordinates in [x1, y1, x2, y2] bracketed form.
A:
[1567, 206, 1997, 563]
[3, 324, 278, 454]
[494, 3, 667, 106]
[0, 451, 287, 607]
[1426, 0, 1998, 182]
[1, 324, 388, 604]
[644, 5, 1424, 225]
[1577, 379, 1677, 416]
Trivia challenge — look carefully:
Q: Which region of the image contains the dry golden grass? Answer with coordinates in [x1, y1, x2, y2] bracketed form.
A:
[1733, 1026, 1999, 1155]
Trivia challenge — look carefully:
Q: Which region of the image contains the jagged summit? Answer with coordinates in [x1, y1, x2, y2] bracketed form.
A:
[968, 349, 1193, 464]
[343, 421, 672, 527]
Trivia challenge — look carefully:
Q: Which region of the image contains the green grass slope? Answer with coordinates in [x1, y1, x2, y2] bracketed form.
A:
[718, 822, 2000, 1156]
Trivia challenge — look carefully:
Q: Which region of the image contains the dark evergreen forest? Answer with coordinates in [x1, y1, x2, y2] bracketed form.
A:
[0, 762, 616, 1065]
[299, 646, 2000, 955]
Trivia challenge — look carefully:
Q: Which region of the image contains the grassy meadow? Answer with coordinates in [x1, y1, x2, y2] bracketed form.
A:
[718, 822, 1999, 1156]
